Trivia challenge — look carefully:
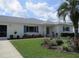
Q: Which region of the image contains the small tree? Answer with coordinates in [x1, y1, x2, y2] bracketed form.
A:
[58, 0, 79, 47]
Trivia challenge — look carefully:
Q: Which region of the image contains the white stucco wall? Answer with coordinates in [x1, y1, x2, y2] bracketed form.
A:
[0, 21, 79, 39]
[0, 22, 46, 39]
[49, 24, 74, 37]
[0, 22, 24, 38]
[7, 23, 24, 38]
[51, 24, 74, 34]
[7, 23, 46, 38]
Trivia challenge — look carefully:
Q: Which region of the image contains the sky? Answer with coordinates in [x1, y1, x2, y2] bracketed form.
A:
[0, 0, 67, 22]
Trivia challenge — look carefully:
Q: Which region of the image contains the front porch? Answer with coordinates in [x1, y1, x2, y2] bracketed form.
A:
[43, 24, 59, 37]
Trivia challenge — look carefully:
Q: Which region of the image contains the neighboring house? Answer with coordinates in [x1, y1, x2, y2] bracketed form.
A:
[0, 16, 75, 39]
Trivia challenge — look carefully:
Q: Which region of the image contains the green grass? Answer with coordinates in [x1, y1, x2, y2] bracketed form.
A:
[11, 38, 79, 58]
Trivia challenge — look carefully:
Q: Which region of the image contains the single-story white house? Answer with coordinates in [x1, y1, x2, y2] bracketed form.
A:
[0, 16, 76, 39]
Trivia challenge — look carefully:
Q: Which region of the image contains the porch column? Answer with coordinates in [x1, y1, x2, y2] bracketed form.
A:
[49, 27, 52, 37]
[43, 25, 46, 37]
[56, 25, 61, 38]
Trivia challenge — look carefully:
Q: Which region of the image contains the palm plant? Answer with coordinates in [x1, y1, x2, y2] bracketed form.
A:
[58, 0, 79, 47]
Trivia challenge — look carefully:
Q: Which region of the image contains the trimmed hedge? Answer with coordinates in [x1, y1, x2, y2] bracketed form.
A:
[61, 33, 74, 37]
[23, 34, 43, 38]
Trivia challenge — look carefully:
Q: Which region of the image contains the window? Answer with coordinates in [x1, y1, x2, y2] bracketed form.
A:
[63, 26, 70, 31]
[24, 26, 38, 33]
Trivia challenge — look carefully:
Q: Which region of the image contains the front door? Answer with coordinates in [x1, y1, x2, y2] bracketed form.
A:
[46, 27, 49, 36]
[0, 25, 7, 37]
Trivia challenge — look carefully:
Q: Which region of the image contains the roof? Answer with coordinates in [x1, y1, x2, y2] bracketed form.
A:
[0, 15, 73, 25]
[0, 16, 45, 24]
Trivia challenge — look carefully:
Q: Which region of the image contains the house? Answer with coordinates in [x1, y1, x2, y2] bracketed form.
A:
[0, 16, 75, 39]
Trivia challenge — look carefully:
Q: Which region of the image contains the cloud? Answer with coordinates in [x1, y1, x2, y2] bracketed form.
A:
[0, 0, 27, 17]
[25, 0, 71, 22]
[0, 0, 70, 22]
[5, 0, 23, 11]
[25, 1, 58, 21]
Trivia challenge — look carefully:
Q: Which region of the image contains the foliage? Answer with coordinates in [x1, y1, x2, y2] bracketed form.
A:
[56, 40, 64, 46]
[48, 39, 57, 46]
[41, 38, 50, 45]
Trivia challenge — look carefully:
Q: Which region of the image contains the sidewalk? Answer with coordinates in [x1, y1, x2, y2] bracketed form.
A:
[0, 40, 23, 58]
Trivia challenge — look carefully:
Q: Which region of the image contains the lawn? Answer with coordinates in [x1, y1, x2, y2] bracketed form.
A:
[11, 38, 79, 58]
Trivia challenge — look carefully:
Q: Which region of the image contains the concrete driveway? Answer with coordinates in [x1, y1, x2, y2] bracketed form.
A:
[0, 40, 23, 58]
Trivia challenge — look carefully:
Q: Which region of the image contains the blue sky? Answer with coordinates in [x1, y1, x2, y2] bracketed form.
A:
[0, 0, 64, 21]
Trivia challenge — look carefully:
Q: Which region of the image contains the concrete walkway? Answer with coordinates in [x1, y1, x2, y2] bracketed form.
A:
[0, 40, 23, 58]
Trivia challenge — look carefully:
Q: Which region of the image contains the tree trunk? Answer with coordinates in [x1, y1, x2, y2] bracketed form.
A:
[74, 27, 78, 39]
[73, 23, 79, 48]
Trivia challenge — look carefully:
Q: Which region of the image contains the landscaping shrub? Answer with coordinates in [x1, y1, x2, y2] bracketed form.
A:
[63, 45, 69, 52]
[23, 34, 27, 38]
[42, 39, 58, 47]
[17, 35, 20, 39]
[63, 45, 74, 52]
[23, 34, 30, 38]
[10, 35, 13, 39]
[48, 40, 57, 46]
[63, 47, 68, 52]
[61, 33, 74, 37]
[41, 39, 50, 46]
[23, 34, 43, 38]
[56, 40, 64, 46]
[62, 42, 73, 52]
[48, 40, 58, 49]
